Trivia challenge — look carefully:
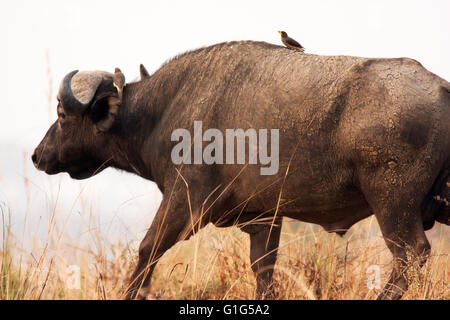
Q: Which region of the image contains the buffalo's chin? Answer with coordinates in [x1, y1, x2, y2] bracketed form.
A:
[67, 165, 106, 180]
[44, 167, 62, 175]
[42, 164, 97, 180]
[68, 171, 94, 180]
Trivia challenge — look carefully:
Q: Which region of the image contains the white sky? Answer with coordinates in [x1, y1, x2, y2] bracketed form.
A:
[0, 0, 449, 247]
[2, 0, 449, 140]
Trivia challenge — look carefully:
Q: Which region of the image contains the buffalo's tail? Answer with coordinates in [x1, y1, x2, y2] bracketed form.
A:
[422, 167, 450, 230]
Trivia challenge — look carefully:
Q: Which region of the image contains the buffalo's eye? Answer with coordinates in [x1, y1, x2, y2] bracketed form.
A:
[58, 112, 67, 126]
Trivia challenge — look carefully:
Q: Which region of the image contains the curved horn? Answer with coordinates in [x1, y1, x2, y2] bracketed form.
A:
[59, 70, 87, 114]
[58, 70, 108, 115]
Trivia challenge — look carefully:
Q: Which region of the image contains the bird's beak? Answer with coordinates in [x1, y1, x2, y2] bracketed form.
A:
[277, 31, 281, 34]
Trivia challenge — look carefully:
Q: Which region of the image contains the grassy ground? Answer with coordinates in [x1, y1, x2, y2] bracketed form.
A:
[1, 205, 448, 300]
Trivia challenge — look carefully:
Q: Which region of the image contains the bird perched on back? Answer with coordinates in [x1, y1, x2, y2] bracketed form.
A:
[278, 31, 305, 52]
[113, 67, 126, 102]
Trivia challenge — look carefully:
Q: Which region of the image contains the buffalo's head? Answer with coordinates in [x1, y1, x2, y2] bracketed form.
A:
[32, 70, 123, 179]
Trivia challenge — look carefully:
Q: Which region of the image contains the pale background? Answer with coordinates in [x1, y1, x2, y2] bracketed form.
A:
[1, 0, 449, 249]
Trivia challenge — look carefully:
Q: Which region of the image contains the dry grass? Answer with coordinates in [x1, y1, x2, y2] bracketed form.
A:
[1, 198, 448, 300]
[150, 218, 449, 300]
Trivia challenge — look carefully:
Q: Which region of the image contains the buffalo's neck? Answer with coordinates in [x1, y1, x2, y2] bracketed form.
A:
[107, 82, 155, 180]
[110, 71, 187, 183]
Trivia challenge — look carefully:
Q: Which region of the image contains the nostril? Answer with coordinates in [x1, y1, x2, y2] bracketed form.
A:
[31, 153, 37, 164]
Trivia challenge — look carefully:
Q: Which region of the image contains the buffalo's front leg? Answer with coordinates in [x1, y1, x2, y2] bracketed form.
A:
[241, 217, 282, 299]
[125, 195, 192, 299]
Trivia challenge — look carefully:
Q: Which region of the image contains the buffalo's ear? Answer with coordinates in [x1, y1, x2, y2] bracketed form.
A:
[90, 92, 120, 133]
[140, 64, 150, 80]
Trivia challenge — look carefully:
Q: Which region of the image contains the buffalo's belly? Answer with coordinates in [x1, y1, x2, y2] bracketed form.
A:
[223, 160, 372, 230]
[281, 196, 372, 233]
[250, 182, 370, 226]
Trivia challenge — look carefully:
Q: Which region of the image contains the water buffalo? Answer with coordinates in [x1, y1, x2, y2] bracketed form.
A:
[32, 41, 449, 300]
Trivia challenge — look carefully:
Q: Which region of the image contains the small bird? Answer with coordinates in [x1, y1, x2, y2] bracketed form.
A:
[278, 31, 305, 52]
[113, 67, 126, 101]
[139, 64, 150, 80]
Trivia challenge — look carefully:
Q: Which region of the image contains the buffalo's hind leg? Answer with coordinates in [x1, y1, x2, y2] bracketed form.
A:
[375, 206, 430, 300]
[359, 168, 432, 300]
[241, 217, 282, 299]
